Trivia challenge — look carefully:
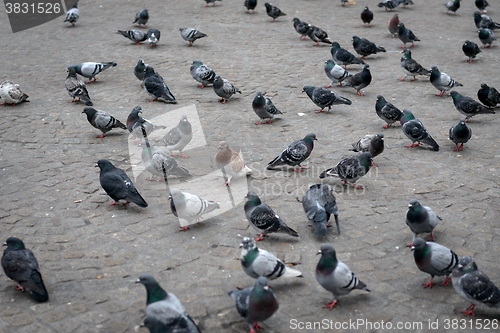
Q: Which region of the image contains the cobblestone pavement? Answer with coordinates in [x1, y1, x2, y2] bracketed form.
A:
[1, 0, 499, 332]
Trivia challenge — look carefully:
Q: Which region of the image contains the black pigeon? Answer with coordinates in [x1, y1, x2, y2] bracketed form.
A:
[133, 9, 149, 26]
[449, 118, 472, 151]
[477, 83, 500, 108]
[146, 29, 160, 46]
[462, 40, 481, 63]
[331, 42, 365, 69]
[307, 25, 333, 46]
[264, 3, 286, 21]
[350, 133, 385, 163]
[244, 0, 258, 13]
[474, 12, 500, 30]
[319, 152, 373, 189]
[95, 159, 148, 207]
[400, 48, 431, 81]
[116, 30, 147, 44]
[378, 0, 401, 11]
[134, 59, 155, 83]
[449, 91, 495, 121]
[375, 95, 403, 128]
[475, 0, 489, 13]
[445, 0, 460, 15]
[292, 18, 311, 40]
[430, 66, 463, 97]
[267, 133, 317, 171]
[341, 64, 372, 96]
[82, 107, 127, 138]
[2, 237, 49, 302]
[400, 109, 439, 151]
[302, 85, 352, 113]
[302, 184, 340, 236]
[352, 36, 386, 59]
[360, 7, 373, 26]
[143, 67, 177, 104]
[252, 91, 283, 124]
[478, 28, 496, 48]
[398, 23, 420, 48]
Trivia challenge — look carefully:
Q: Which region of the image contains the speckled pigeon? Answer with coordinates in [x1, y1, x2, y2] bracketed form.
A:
[307, 25, 332, 46]
[302, 184, 340, 237]
[341, 64, 372, 96]
[133, 9, 149, 26]
[400, 48, 431, 81]
[67, 62, 117, 83]
[264, 3, 286, 21]
[449, 90, 495, 121]
[82, 107, 127, 138]
[292, 18, 310, 39]
[375, 95, 403, 128]
[213, 75, 241, 103]
[126, 106, 167, 139]
[190, 60, 216, 88]
[331, 42, 365, 69]
[449, 118, 472, 151]
[143, 67, 177, 103]
[324, 59, 353, 88]
[169, 189, 219, 231]
[398, 23, 420, 48]
[319, 152, 373, 189]
[65, 67, 92, 106]
[267, 133, 317, 171]
[179, 28, 207, 46]
[302, 86, 352, 113]
[400, 109, 440, 151]
[478, 28, 496, 48]
[430, 66, 462, 97]
[0, 81, 29, 105]
[405, 199, 441, 246]
[352, 36, 385, 59]
[477, 83, 500, 108]
[252, 91, 283, 124]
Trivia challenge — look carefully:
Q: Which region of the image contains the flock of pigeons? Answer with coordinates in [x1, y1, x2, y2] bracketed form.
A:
[2, 0, 500, 332]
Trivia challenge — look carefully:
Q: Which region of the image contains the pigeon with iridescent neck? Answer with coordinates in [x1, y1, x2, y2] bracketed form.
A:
[267, 133, 317, 172]
[400, 109, 440, 151]
[400, 48, 431, 81]
[302, 86, 352, 113]
[449, 118, 472, 151]
[375, 95, 403, 128]
[324, 59, 353, 88]
[133, 9, 149, 26]
[405, 199, 441, 246]
[319, 152, 373, 189]
[430, 66, 462, 97]
[449, 90, 495, 121]
[251, 91, 283, 124]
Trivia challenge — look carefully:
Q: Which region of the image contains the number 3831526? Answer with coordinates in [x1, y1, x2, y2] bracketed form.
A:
[5, 2, 61, 14]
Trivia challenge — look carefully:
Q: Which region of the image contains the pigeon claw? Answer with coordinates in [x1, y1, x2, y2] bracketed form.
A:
[219, 98, 227, 104]
[180, 153, 189, 159]
[454, 143, 464, 152]
[357, 91, 364, 96]
[97, 133, 106, 139]
[383, 123, 391, 129]
[315, 109, 324, 114]
[323, 300, 339, 310]
[406, 142, 421, 148]
[254, 234, 267, 242]
[197, 84, 205, 89]
[399, 77, 407, 81]
[180, 226, 190, 232]
[428, 233, 435, 242]
[422, 279, 435, 288]
[435, 91, 446, 97]
[15, 284, 25, 292]
[441, 276, 452, 287]
[460, 304, 476, 316]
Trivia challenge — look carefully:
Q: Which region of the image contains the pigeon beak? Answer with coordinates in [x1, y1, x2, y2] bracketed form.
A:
[94, 163, 99, 167]
[239, 243, 243, 248]
[135, 278, 141, 283]
[316, 249, 322, 255]
[410, 245, 415, 251]
[168, 195, 172, 200]
[2, 243, 6, 247]
[263, 286, 269, 290]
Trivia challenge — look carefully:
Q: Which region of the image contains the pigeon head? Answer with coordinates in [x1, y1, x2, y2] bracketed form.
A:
[218, 141, 229, 151]
[480, 83, 488, 89]
[131, 106, 143, 117]
[292, 17, 300, 24]
[245, 192, 262, 206]
[352, 35, 360, 42]
[239, 237, 257, 251]
[3, 237, 26, 250]
[169, 189, 186, 206]
[430, 66, 439, 72]
[192, 60, 203, 67]
[144, 66, 156, 77]
[136, 273, 168, 305]
[449, 91, 460, 99]
[400, 109, 416, 125]
[408, 198, 420, 208]
[453, 256, 477, 278]
[95, 159, 115, 171]
[301, 86, 315, 96]
[82, 107, 97, 117]
[410, 237, 426, 251]
[376, 95, 385, 101]
[255, 276, 270, 290]
[316, 244, 338, 272]
[331, 42, 341, 50]
[66, 66, 78, 76]
[303, 133, 317, 143]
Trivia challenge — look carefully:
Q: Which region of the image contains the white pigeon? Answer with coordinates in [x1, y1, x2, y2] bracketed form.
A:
[214, 141, 252, 186]
[169, 189, 220, 231]
[0, 81, 29, 105]
[64, 2, 80, 26]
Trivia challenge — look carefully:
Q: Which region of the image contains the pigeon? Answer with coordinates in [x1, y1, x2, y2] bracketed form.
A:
[228, 276, 279, 333]
[400, 109, 440, 151]
[452, 256, 500, 316]
[82, 107, 127, 138]
[477, 83, 500, 108]
[0, 81, 29, 105]
[360, 7, 373, 26]
[324, 59, 353, 88]
[126, 106, 167, 139]
[215, 141, 252, 186]
[302, 86, 352, 113]
[301, 184, 340, 237]
[135, 274, 201, 332]
[292, 18, 311, 40]
[430, 66, 463, 97]
[319, 152, 373, 189]
[444, 0, 460, 15]
[449, 118, 472, 151]
[251, 91, 283, 124]
[474, 12, 500, 30]
[67, 62, 117, 83]
[179, 28, 207, 46]
[133, 9, 149, 26]
[116, 30, 147, 44]
[213, 75, 241, 103]
[240, 237, 302, 279]
[2, 237, 49, 302]
[267, 133, 317, 171]
[449, 90, 495, 121]
[461, 40, 481, 64]
[264, 3, 286, 21]
[244, 0, 258, 13]
[161, 115, 193, 158]
[190, 60, 216, 89]
[475, 0, 489, 13]
[141, 143, 193, 181]
[352, 36, 386, 59]
[95, 159, 148, 207]
[478, 28, 496, 48]
[65, 67, 93, 106]
[146, 29, 160, 46]
[388, 14, 399, 37]
[205, 0, 222, 6]
[400, 48, 431, 81]
[169, 189, 220, 230]
[341, 64, 372, 96]
[143, 67, 177, 103]
[350, 133, 385, 163]
[398, 23, 420, 48]
[307, 25, 333, 46]
[244, 192, 299, 241]
[315, 244, 370, 309]
[139, 316, 170, 333]
[375, 95, 403, 128]
[134, 59, 155, 83]
[411, 238, 458, 288]
[378, 0, 401, 11]
[405, 199, 441, 246]
[331, 42, 365, 69]
[64, 1, 79, 26]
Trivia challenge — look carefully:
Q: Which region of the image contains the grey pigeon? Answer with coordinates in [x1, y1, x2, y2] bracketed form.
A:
[264, 3, 286, 21]
[0, 81, 29, 105]
[146, 29, 160, 46]
[82, 107, 127, 138]
[141, 143, 193, 181]
[388, 14, 399, 37]
[375, 94, 403, 128]
[134, 59, 155, 83]
[352, 36, 386, 59]
[2, 237, 49, 302]
[244, 0, 258, 13]
[135, 274, 201, 332]
[244, 192, 299, 241]
[117, 30, 147, 44]
[228, 276, 279, 333]
[444, 0, 460, 15]
[126, 106, 167, 139]
[133, 9, 149, 26]
[360, 7, 373, 26]
[316, 244, 370, 309]
[267, 133, 317, 171]
[179, 28, 207, 46]
[452, 256, 500, 316]
[292, 18, 311, 40]
[449, 118, 472, 151]
[475, 0, 489, 13]
[143, 67, 177, 103]
[405, 199, 441, 246]
[251, 91, 283, 124]
[301, 184, 340, 237]
[324, 59, 353, 88]
[319, 152, 373, 189]
[161, 115, 193, 158]
[331, 42, 365, 69]
[302, 85, 352, 113]
[478, 28, 496, 48]
[341, 64, 372, 96]
[411, 238, 458, 288]
[462, 40, 481, 63]
[449, 90, 495, 121]
[205, 0, 222, 6]
[474, 12, 500, 30]
[378, 0, 401, 11]
[398, 23, 420, 48]
[65, 67, 92, 106]
[169, 189, 220, 230]
[213, 75, 241, 103]
[240, 237, 302, 279]
[400, 48, 431, 81]
[214, 141, 252, 186]
[139, 316, 170, 333]
[190, 60, 216, 88]
[350, 133, 384, 162]
[95, 159, 148, 207]
[400, 109, 440, 151]
[477, 83, 500, 108]
[67, 62, 117, 83]
[307, 25, 333, 46]
[430, 66, 463, 97]
[64, 2, 79, 26]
